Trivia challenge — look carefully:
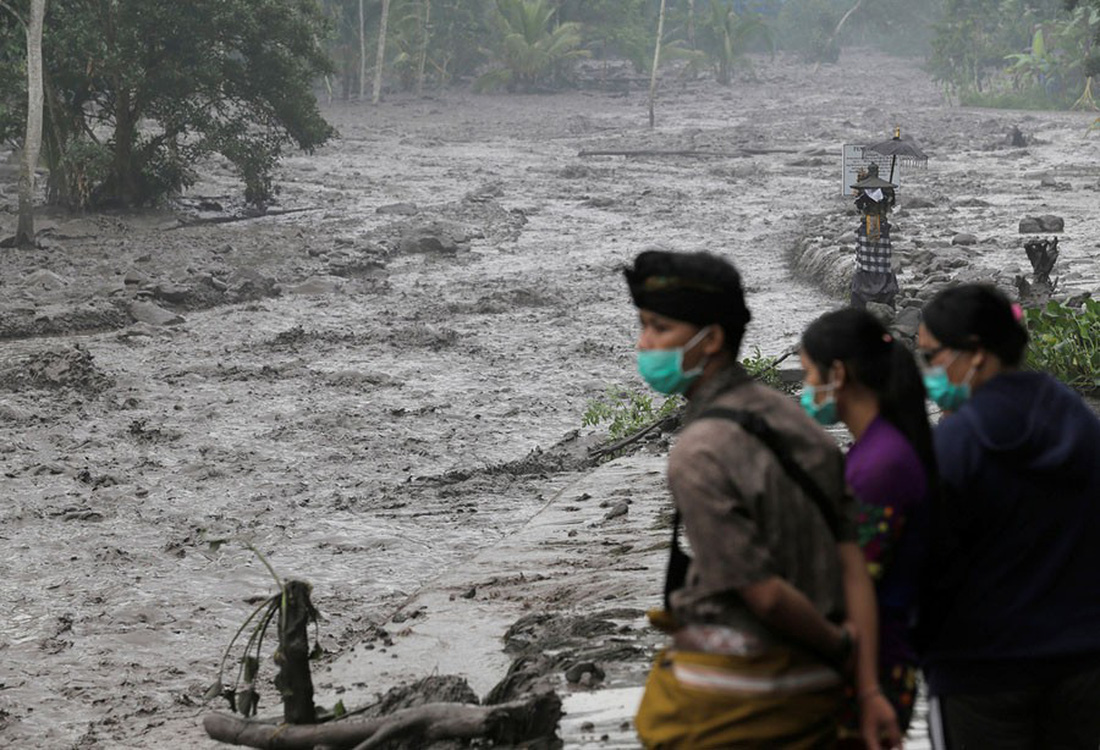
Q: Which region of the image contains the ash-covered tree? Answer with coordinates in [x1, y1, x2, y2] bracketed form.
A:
[0, 0, 336, 209]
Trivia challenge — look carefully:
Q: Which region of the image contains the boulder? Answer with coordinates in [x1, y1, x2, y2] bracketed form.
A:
[376, 202, 419, 215]
[904, 196, 937, 209]
[284, 276, 346, 295]
[866, 302, 896, 326]
[894, 307, 922, 338]
[1020, 215, 1064, 233]
[1019, 217, 1042, 234]
[952, 233, 978, 246]
[152, 283, 191, 305]
[1037, 214, 1064, 232]
[23, 269, 70, 291]
[129, 301, 184, 326]
[399, 233, 459, 255]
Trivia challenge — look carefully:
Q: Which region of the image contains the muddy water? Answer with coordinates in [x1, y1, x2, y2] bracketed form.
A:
[1, 48, 1092, 748]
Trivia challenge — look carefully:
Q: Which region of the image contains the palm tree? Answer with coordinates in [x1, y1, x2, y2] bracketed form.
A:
[696, 0, 773, 86]
[475, 0, 589, 92]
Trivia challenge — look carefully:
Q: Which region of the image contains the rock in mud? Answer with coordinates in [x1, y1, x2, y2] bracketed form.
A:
[284, 275, 346, 295]
[399, 232, 459, 255]
[602, 500, 629, 520]
[376, 202, 419, 215]
[866, 302, 895, 326]
[1020, 215, 1065, 233]
[894, 307, 922, 338]
[360, 674, 479, 717]
[129, 300, 185, 326]
[904, 196, 937, 209]
[0, 346, 113, 395]
[22, 269, 70, 290]
[565, 661, 606, 685]
[150, 282, 191, 304]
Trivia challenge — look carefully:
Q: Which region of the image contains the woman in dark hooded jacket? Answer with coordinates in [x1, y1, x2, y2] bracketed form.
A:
[917, 284, 1100, 750]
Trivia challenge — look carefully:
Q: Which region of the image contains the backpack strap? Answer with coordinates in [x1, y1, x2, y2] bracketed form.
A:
[697, 407, 842, 538]
[662, 407, 842, 611]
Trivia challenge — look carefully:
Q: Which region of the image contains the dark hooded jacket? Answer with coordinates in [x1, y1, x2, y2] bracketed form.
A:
[920, 371, 1100, 695]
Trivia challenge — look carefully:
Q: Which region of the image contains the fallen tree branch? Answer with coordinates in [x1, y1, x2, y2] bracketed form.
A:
[166, 206, 322, 230]
[578, 147, 798, 159]
[590, 413, 682, 460]
[203, 691, 562, 749]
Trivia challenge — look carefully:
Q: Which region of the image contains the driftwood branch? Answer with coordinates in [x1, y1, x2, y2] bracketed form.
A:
[166, 206, 321, 230]
[578, 147, 797, 159]
[204, 691, 561, 749]
[590, 413, 682, 460]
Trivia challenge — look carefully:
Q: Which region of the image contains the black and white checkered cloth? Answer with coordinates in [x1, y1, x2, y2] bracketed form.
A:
[855, 222, 892, 274]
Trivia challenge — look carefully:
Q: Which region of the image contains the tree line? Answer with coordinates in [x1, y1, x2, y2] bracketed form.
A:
[0, 0, 1095, 244]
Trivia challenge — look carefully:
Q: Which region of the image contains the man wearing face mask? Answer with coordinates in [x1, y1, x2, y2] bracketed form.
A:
[626, 250, 900, 750]
[916, 284, 1100, 750]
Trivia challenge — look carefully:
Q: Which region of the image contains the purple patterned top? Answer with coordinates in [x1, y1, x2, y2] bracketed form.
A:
[845, 416, 928, 672]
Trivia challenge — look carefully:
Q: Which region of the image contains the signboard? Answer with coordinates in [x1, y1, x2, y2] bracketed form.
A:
[841, 144, 901, 197]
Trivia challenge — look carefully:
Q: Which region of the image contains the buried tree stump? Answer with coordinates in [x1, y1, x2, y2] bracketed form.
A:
[203, 690, 563, 749]
[1025, 236, 1059, 285]
[275, 579, 318, 725]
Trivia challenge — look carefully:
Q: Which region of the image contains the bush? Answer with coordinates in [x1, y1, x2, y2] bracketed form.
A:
[1025, 298, 1100, 394]
[582, 386, 683, 441]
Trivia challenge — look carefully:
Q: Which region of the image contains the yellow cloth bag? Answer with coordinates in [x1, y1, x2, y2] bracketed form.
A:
[635, 647, 843, 749]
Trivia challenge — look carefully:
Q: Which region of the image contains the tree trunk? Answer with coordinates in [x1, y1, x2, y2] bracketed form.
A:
[648, 0, 667, 128]
[114, 87, 137, 205]
[372, 0, 391, 104]
[16, 0, 46, 247]
[358, 0, 366, 99]
[415, 0, 430, 96]
[686, 0, 695, 49]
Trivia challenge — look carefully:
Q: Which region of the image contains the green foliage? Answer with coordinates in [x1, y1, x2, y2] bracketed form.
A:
[555, 0, 651, 61]
[0, 0, 336, 208]
[927, 0, 1096, 106]
[1024, 298, 1100, 393]
[741, 345, 793, 393]
[475, 0, 590, 91]
[775, 0, 840, 63]
[583, 385, 683, 441]
[695, 1, 774, 84]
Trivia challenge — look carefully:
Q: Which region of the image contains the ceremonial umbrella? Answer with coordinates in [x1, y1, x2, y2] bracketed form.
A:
[865, 127, 928, 182]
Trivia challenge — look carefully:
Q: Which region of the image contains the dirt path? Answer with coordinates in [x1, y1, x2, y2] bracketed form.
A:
[0, 49, 1097, 749]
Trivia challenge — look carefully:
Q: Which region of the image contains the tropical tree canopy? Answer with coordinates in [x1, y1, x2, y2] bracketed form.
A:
[475, 0, 590, 92]
[0, 0, 336, 209]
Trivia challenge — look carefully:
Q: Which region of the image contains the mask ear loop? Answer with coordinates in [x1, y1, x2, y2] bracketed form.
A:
[681, 326, 714, 377]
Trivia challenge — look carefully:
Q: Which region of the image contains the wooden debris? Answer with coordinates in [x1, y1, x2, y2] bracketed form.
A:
[203, 690, 562, 749]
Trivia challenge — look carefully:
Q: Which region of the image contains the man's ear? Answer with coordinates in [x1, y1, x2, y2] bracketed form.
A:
[702, 325, 726, 356]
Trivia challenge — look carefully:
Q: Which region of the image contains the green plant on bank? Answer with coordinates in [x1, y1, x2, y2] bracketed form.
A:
[583, 386, 683, 441]
[741, 345, 794, 393]
[1024, 299, 1100, 394]
[583, 348, 794, 441]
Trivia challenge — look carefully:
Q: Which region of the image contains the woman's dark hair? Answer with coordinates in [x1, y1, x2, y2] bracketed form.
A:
[921, 284, 1028, 367]
[802, 308, 936, 481]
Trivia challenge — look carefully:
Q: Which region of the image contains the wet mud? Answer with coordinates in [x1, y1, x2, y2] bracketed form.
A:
[0, 49, 1097, 748]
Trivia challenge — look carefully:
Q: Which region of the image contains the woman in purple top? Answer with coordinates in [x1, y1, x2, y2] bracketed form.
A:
[801, 308, 936, 747]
